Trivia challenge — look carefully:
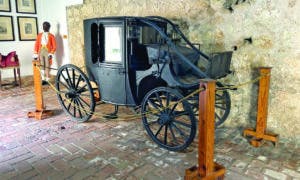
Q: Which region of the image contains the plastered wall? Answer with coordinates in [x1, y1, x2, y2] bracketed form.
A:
[66, 0, 300, 141]
[0, 0, 70, 78]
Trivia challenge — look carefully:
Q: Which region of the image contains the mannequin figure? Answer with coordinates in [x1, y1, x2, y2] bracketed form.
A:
[33, 21, 56, 85]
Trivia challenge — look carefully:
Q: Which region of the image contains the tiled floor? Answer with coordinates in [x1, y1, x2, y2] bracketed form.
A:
[0, 77, 299, 180]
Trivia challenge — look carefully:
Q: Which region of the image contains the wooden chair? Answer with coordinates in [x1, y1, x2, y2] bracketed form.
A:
[0, 51, 21, 89]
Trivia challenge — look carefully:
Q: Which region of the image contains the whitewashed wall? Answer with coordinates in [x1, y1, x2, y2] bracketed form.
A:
[0, 0, 70, 78]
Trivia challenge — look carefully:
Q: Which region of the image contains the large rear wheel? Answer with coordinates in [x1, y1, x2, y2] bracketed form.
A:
[186, 82, 231, 127]
[141, 87, 196, 151]
[55, 64, 95, 122]
[215, 82, 231, 127]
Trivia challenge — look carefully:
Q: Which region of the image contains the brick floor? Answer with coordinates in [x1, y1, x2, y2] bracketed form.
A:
[0, 76, 299, 180]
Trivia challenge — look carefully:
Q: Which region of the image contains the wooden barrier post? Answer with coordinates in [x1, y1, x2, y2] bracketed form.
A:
[27, 60, 53, 120]
[243, 67, 278, 147]
[185, 79, 225, 180]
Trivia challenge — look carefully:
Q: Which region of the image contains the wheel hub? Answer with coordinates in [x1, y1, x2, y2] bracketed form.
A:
[65, 90, 77, 99]
[159, 113, 172, 125]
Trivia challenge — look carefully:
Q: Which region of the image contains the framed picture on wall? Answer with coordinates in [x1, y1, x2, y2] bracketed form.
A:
[0, 0, 11, 12]
[0, 15, 14, 41]
[16, 0, 36, 14]
[17, 16, 37, 41]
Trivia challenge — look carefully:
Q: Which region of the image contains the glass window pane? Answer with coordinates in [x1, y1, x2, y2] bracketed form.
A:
[105, 26, 122, 63]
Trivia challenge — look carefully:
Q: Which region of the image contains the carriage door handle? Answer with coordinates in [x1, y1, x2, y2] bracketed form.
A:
[118, 68, 126, 74]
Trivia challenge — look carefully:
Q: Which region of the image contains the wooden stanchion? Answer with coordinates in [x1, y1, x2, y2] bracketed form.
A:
[27, 60, 53, 120]
[185, 79, 225, 180]
[243, 67, 278, 147]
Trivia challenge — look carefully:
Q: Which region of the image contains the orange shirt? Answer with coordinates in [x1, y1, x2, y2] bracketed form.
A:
[34, 32, 56, 54]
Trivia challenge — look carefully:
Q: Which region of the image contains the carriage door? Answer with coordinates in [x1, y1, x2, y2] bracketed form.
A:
[98, 22, 126, 104]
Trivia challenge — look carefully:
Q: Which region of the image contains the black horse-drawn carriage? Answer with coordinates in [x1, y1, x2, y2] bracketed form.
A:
[55, 16, 232, 151]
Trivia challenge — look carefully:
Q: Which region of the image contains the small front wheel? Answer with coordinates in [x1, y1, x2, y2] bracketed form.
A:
[141, 87, 196, 151]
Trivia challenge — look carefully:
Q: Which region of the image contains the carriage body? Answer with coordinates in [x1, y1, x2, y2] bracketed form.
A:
[56, 16, 232, 151]
[83, 16, 232, 106]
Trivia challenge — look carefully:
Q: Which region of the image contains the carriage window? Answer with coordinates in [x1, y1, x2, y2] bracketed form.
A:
[90, 23, 99, 64]
[104, 26, 122, 63]
[140, 26, 162, 44]
[127, 21, 165, 45]
[138, 23, 165, 45]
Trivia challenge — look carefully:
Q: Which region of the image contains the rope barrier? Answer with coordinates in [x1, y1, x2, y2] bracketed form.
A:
[37, 65, 162, 121]
[36, 64, 86, 71]
[36, 63, 268, 91]
[36, 64, 59, 71]
[36, 65, 269, 121]
[44, 67, 205, 121]
[216, 73, 270, 92]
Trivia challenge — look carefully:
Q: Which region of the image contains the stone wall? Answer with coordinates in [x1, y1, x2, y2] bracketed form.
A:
[66, 0, 300, 141]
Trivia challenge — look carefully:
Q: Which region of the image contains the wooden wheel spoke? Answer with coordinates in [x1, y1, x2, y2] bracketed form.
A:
[72, 69, 76, 87]
[147, 99, 161, 111]
[77, 98, 89, 115]
[215, 96, 225, 102]
[215, 104, 226, 110]
[173, 119, 192, 128]
[155, 92, 164, 107]
[215, 101, 225, 104]
[169, 125, 179, 145]
[74, 99, 83, 118]
[66, 68, 74, 88]
[61, 73, 72, 88]
[79, 94, 90, 97]
[58, 80, 69, 89]
[165, 92, 170, 107]
[76, 84, 88, 94]
[73, 99, 76, 117]
[155, 125, 164, 137]
[66, 98, 74, 112]
[170, 102, 179, 114]
[215, 93, 223, 98]
[75, 75, 83, 89]
[173, 111, 189, 117]
[164, 124, 168, 145]
[171, 123, 188, 140]
[215, 113, 221, 121]
[78, 96, 90, 108]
